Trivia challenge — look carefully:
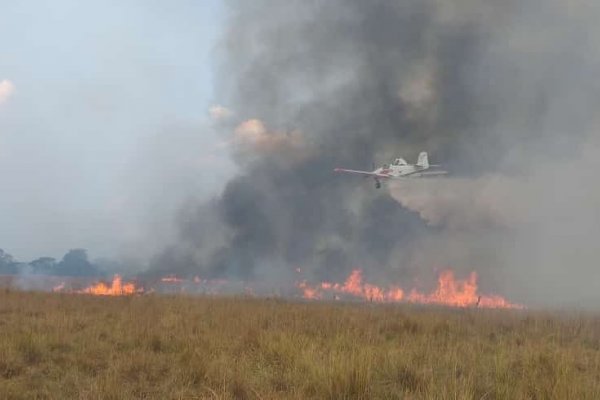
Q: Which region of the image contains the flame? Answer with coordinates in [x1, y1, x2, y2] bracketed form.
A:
[52, 282, 66, 292]
[47, 269, 521, 308]
[77, 275, 140, 296]
[297, 281, 320, 299]
[160, 275, 184, 283]
[297, 269, 522, 309]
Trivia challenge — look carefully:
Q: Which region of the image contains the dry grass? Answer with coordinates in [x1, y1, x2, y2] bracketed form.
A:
[1, 290, 600, 399]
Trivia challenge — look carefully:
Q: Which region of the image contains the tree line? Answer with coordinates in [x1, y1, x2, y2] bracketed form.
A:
[0, 248, 105, 277]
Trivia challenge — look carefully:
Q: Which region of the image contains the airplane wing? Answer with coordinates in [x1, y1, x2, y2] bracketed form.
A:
[410, 170, 448, 177]
[334, 168, 391, 178]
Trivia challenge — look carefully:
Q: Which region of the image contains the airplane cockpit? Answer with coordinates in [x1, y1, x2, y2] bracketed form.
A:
[392, 158, 408, 166]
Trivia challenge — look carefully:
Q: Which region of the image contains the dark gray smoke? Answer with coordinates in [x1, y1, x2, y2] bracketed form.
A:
[150, 0, 600, 307]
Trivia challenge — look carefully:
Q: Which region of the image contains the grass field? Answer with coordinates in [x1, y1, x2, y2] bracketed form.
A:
[1, 290, 600, 399]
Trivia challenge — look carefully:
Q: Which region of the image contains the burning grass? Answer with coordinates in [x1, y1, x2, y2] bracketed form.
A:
[1, 291, 600, 399]
[51, 268, 523, 310]
[296, 269, 522, 309]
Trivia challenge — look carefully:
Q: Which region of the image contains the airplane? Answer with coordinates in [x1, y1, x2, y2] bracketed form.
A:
[334, 152, 447, 189]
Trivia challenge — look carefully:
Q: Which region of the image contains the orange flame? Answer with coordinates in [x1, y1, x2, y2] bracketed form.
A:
[160, 275, 184, 283]
[52, 282, 66, 292]
[297, 281, 320, 299]
[297, 269, 522, 309]
[48, 269, 521, 308]
[77, 275, 140, 296]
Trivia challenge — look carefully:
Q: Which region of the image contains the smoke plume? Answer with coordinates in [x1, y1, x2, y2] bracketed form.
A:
[150, 0, 600, 307]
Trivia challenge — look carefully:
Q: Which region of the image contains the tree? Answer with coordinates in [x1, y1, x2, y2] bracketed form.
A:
[29, 257, 57, 275]
[0, 249, 18, 275]
[55, 249, 101, 277]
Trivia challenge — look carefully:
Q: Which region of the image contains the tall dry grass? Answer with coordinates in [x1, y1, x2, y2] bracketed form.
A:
[1, 290, 600, 399]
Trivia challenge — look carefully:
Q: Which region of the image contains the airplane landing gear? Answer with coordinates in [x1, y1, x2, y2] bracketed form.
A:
[375, 179, 381, 189]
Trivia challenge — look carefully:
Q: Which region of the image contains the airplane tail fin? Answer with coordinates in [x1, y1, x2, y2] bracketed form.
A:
[416, 152, 429, 169]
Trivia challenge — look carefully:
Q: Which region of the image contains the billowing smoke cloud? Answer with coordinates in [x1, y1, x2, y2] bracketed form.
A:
[209, 105, 233, 122]
[0, 79, 15, 104]
[149, 0, 600, 307]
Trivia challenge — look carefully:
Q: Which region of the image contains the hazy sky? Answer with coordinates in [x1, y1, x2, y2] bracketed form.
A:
[0, 0, 232, 260]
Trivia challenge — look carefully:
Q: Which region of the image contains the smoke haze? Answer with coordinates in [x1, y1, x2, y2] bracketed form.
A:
[0, 0, 228, 260]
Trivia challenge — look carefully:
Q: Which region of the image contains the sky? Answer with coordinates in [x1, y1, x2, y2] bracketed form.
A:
[0, 0, 232, 261]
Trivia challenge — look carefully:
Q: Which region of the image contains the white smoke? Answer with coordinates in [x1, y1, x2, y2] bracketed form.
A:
[209, 105, 233, 121]
[0, 80, 15, 104]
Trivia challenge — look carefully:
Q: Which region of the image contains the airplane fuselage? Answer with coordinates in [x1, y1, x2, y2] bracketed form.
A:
[373, 164, 426, 178]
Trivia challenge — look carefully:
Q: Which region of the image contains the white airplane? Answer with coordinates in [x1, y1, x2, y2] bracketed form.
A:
[334, 152, 447, 189]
